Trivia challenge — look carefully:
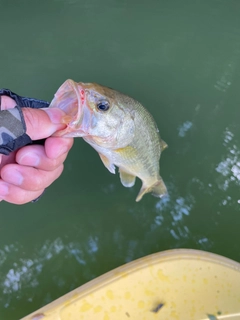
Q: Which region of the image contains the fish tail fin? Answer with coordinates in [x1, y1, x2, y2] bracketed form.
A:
[136, 177, 167, 202]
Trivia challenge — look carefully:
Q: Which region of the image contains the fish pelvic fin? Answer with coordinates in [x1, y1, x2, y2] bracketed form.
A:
[160, 139, 168, 151]
[99, 153, 115, 174]
[119, 168, 136, 187]
[136, 177, 167, 202]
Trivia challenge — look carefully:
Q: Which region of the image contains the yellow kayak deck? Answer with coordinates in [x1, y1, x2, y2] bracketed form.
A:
[22, 249, 240, 320]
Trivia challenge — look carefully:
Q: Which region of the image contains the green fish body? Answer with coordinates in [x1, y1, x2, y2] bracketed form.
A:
[50, 79, 167, 201]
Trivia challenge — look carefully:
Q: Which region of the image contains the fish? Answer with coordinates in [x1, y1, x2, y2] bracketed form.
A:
[50, 79, 167, 201]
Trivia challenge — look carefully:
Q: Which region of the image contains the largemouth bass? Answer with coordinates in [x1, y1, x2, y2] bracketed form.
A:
[50, 79, 167, 201]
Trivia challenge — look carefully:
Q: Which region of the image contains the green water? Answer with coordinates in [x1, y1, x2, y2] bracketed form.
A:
[1, 0, 240, 318]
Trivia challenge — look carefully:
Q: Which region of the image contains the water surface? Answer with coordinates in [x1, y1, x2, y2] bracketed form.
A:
[1, 0, 240, 318]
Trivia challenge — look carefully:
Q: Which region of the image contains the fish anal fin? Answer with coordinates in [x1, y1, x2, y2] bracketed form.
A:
[160, 139, 168, 151]
[119, 169, 136, 188]
[99, 154, 115, 174]
[151, 177, 167, 198]
[136, 177, 167, 202]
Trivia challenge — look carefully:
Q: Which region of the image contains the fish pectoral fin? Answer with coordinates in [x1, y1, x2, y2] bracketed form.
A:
[119, 169, 136, 188]
[99, 154, 115, 174]
[136, 177, 167, 202]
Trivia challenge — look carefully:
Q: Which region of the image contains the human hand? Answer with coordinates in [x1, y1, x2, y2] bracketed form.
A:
[0, 96, 73, 204]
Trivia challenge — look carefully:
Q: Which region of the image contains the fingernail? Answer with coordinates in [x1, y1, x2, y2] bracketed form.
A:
[18, 152, 40, 166]
[42, 108, 66, 124]
[0, 183, 9, 197]
[4, 170, 23, 186]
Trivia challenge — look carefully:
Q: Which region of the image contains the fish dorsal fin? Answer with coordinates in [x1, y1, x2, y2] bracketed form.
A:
[160, 139, 168, 151]
[119, 168, 136, 188]
[136, 176, 167, 202]
[99, 153, 115, 174]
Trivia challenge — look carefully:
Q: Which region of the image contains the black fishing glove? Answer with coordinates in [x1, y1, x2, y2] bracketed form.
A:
[0, 89, 49, 155]
[0, 89, 50, 203]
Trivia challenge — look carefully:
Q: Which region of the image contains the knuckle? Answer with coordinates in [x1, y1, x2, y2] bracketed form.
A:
[44, 157, 61, 171]
[23, 108, 40, 135]
[58, 164, 64, 177]
[31, 174, 44, 191]
[47, 164, 64, 186]
[50, 157, 59, 169]
[48, 164, 64, 185]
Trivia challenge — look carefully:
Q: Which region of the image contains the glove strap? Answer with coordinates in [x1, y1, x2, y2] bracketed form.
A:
[0, 88, 49, 109]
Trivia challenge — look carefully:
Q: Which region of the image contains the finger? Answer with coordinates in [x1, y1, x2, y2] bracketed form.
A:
[15, 139, 73, 171]
[45, 136, 74, 159]
[0, 151, 16, 169]
[0, 163, 64, 191]
[22, 107, 67, 140]
[0, 181, 44, 205]
[0, 96, 16, 110]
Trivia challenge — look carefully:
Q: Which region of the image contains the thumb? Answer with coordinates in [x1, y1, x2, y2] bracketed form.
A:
[22, 107, 66, 141]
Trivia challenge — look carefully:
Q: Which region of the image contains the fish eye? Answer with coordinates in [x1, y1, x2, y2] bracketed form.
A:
[97, 101, 110, 112]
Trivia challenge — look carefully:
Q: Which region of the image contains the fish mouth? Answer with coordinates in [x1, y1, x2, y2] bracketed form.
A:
[50, 79, 87, 137]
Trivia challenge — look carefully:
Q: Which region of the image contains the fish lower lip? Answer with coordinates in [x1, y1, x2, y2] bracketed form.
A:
[67, 125, 89, 137]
